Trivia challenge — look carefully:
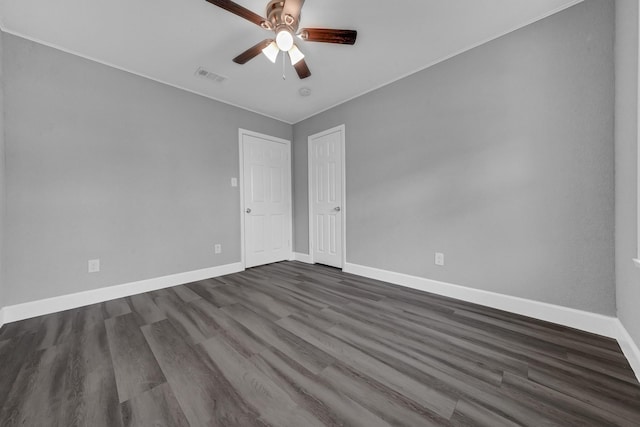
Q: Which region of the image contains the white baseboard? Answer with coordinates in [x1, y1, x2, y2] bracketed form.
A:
[615, 320, 640, 382]
[0, 307, 5, 330]
[343, 262, 619, 339]
[292, 252, 313, 264]
[1, 262, 244, 325]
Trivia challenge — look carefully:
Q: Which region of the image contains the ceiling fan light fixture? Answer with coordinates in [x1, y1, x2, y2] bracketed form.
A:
[276, 29, 294, 51]
[288, 45, 305, 65]
[262, 41, 279, 63]
[204, 0, 357, 79]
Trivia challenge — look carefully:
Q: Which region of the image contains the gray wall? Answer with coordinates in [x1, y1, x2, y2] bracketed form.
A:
[293, 0, 615, 314]
[615, 1, 640, 346]
[3, 34, 290, 305]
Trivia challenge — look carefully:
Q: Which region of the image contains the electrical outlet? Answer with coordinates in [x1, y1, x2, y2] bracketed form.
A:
[435, 252, 445, 266]
[231, 177, 238, 187]
[88, 259, 100, 273]
[214, 244, 222, 254]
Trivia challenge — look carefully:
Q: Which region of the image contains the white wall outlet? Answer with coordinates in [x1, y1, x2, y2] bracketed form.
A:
[231, 177, 238, 187]
[88, 259, 100, 273]
[435, 252, 445, 266]
[214, 244, 222, 254]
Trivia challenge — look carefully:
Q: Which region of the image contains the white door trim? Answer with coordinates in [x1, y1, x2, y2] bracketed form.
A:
[239, 128, 293, 268]
[308, 124, 347, 267]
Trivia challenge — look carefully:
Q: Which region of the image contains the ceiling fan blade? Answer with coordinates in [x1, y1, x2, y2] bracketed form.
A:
[299, 28, 357, 45]
[282, 0, 305, 21]
[205, 0, 267, 27]
[233, 39, 274, 64]
[293, 59, 311, 79]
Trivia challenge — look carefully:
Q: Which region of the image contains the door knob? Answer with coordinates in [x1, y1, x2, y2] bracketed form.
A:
[334, 206, 341, 212]
[246, 208, 252, 213]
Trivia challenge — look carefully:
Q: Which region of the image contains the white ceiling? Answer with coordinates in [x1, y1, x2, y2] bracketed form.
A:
[0, 0, 581, 123]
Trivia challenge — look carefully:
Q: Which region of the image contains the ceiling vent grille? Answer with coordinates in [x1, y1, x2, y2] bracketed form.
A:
[195, 67, 227, 83]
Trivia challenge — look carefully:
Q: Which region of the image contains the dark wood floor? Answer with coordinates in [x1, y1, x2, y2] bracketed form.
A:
[0, 261, 638, 426]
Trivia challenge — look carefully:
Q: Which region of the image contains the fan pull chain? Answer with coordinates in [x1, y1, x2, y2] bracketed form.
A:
[282, 51, 286, 80]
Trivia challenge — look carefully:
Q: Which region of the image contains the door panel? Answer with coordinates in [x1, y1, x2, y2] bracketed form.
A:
[251, 164, 265, 202]
[242, 132, 291, 268]
[270, 167, 282, 202]
[316, 214, 324, 253]
[309, 127, 344, 268]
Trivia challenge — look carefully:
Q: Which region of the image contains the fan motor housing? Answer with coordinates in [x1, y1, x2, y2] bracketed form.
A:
[265, 0, 299, 34]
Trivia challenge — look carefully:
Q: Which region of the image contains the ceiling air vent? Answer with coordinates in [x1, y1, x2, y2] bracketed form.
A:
[195, 67, 227, 83]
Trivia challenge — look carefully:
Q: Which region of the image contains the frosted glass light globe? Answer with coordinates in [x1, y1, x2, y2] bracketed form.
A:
[276, 30, 294, 51]
[288, 45, 304, 65]
[262, 41, 279, 63]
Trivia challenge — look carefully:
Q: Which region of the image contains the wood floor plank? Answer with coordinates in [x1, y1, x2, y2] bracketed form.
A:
[326, 302, 530, 377]
[0, 333, 39, 405]
[527, 367, 640, 423]
[450, 399, 522, 427]
[327, 319, 504, 392]
[0, 316, 42, 342]
[566, 352, 640, 384]
[528, 364, 640, 407]
[186, 281, 239, 308]
[200, 334, 325, 427]
[120, 383, 189, 427]
[105, 313, 166, 403]
[452, 308, 628, 363]
[103, 298, 132, 319]
[222, 303, 336, 374]
[73, 303, 106, 334]
[153, 292, 219, 345]
[170, 283, 202, 303]
[1, 322, 122, 426]
[320, 305, 511, 384]
[252, 349, 393, 427]
[60, 374, 123, 427]
[57, 321, 121, 426]
[255, 280, 332, 310]
[33, 310, 77, 350]
[1, 346, 73, 425]
[224, 284, 293, 320]
[320, 362, 452, 427]
[525, 348, 640, 401]
[239, 275, 331, 313]
[341, 300, 555, 376]
[141, 319, 265, 426]
[276, 314, 459, 419]
[127, 293, 166, 326]
[501, 371, 637, 426]
[189, 298, 267, 357]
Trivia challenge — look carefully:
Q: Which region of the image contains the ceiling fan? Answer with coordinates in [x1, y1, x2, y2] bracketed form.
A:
[204, 0, 357, 79]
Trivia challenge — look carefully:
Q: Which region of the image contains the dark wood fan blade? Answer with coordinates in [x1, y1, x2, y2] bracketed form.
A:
[205, 0, 267, 27]
[299, 28, 357, 45]
[293, 59, 311, 79]
[282, 0, 305, 22]
[233, 39, 274, 64]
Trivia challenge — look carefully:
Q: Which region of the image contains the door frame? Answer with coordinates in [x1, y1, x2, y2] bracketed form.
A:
[307, 124, 347, 268]
[239, 128, 293, 269]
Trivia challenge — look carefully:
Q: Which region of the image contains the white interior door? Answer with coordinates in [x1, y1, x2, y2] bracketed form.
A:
[309, 125, 345, 268]
[241, 130, 291, 268]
